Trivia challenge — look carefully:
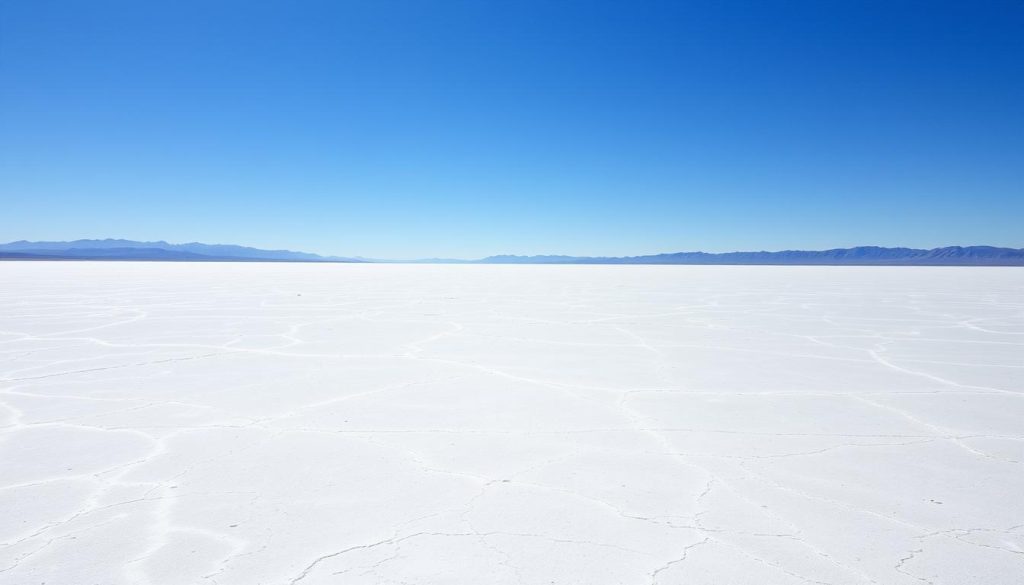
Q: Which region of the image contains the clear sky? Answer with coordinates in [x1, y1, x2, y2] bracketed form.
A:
[1, 0, 1022, 259]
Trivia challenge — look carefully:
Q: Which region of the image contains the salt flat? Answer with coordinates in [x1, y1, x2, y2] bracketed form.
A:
[1, 263, 1022, 585]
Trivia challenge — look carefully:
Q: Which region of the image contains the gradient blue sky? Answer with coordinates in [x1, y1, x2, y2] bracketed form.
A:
[2, 0, 1022, 258]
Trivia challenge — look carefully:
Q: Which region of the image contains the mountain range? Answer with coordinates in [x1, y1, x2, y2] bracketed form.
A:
[477, 246, 1024, 265]
[1, 240, 1022, 265]
[0, 239, 361, 262]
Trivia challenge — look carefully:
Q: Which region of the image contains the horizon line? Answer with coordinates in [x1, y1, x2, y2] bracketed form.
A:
[4, 238, 1024, 262]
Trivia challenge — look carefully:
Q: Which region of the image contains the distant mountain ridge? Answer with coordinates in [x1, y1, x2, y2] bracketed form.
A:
[0, 239, 361, 262]
[478, 246, 1024, 265]
[1, 241, 1022, 265]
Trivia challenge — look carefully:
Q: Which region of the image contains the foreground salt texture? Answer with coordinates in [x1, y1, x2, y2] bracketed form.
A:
[1, 263, 1022, 585]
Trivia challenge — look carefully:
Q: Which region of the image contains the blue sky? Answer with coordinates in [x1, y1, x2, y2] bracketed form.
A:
[1, 0, 1022, 258]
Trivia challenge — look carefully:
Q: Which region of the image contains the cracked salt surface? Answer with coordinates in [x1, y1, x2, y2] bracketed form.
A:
[1, 263, 1022, 585]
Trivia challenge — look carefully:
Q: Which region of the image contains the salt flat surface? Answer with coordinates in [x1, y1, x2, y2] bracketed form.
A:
[1, 263, 1022, 585]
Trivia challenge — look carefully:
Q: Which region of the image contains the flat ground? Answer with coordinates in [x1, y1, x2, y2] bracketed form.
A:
[1, 263, 1022, 585]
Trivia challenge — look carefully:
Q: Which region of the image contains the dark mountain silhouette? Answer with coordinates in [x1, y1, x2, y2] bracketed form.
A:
[477, 246, 1024, 266]
[0, 240, 362, 262]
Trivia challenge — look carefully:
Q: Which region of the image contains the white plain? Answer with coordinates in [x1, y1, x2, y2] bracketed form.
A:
[1, 262, 1022, 585]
